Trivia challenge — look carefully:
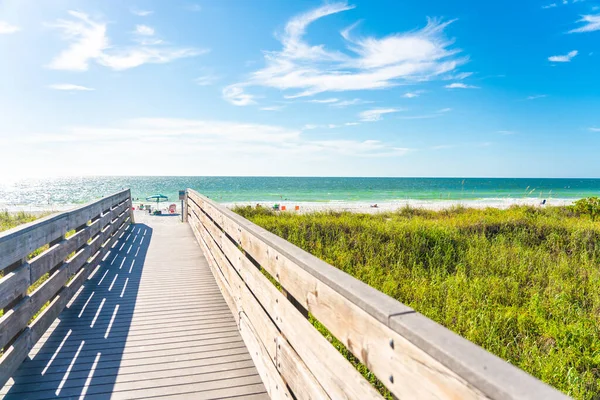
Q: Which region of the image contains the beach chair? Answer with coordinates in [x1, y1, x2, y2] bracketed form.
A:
[169, 204, 177, 213]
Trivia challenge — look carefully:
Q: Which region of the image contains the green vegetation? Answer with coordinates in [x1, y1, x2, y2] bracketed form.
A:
[235, 204, 600, 400]
[0, 210, 42, 232]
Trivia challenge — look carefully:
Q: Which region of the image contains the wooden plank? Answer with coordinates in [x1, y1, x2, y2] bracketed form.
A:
[189, 190, 569, 400]
[26, 199, 130, 283]
[194, 193, 483, 399]
[193, 214, 279, 360]
[0, 329, 31, 388]
[239, 314, 292, 400]
[0, 189, 130, 270]
[194, 209, 381, 400]
[0, 263, 29, 311]
[275, 334, 330, 400]
[3, 209, 268, 399]
[0, 212, 130, 351]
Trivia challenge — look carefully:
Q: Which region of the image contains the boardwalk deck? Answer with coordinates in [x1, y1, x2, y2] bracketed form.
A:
[1, 211, 268, 399]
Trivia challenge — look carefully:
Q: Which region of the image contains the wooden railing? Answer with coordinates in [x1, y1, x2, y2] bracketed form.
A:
[0, 189, 133, 386]
[186, 189, 568, 400]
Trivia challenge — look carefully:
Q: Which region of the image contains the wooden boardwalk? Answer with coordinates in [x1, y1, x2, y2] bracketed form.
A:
[1, 211, 268, 399]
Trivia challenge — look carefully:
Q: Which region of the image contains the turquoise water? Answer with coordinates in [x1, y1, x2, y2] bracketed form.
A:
[1, 177, 599, 207]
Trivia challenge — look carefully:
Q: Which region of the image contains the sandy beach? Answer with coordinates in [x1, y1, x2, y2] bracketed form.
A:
[2, 197, 576, 215]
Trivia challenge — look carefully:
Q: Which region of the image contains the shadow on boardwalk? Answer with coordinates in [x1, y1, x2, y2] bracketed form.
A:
[3, 223, 152, 400]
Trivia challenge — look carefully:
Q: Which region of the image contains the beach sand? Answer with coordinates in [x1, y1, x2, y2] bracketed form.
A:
[221, 198, 574, 214]
[3, 198, 575, 215]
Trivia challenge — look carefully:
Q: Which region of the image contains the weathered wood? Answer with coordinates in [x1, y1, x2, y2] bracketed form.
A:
[0, 264, 30, 311]
[192, 210, 279, 361]
[191, 203, 381, 400]
[0, 329, 31, 387]
[2, 211, 267, 399]
[0, 192, 132, 389]
[275, 334, 330, 400]
[0, 190, 130, 270]
[187, 189, 570, 400]
[239, 315, 292, 400]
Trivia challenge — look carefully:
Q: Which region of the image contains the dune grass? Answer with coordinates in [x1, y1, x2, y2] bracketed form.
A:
[234, 203, 600, 400]
[0, 210, 44, 232]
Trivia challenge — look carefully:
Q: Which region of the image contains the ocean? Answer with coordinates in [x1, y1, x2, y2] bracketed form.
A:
[1, 177, 599, 210]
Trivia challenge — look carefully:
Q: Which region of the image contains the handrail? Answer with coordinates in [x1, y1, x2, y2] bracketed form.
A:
[0, 189, 133, 386]
[186, 189, 569, 400]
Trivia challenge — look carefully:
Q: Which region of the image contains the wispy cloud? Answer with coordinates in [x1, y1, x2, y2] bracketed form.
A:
[445, 82, 479, 89]
[548, 50, 578, 62]
[589, 127, 600, 132]
[569, 14, 600, 33]
[307, 98, 371, 107]
[131, 8, 153, 17]
[403, 90, 426, 98]
[497, 130, 516, 135]
[194, 74, 219, 86]
[28, 118, 408, 159]
[260, 105, 285, 111]
[48, 83, 95, 91]
[438, 107, 452, 113]
[225, 3, 467, 102]
[542, 3, 558, 8]
[431, 144, 457, 150]
[525, 94, 547, 100]
[223, 85, 256, 106]
[308, 98, 339, 104]
[47, 11, 203, 71]
[135, 25, 155, 36]
[332, 99, 372, 107]
[358, 108, 400, 122]
[0, 21, 20, 34]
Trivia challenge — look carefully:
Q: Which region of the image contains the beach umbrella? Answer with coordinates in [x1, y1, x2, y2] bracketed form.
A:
[146, 194, 168, 208]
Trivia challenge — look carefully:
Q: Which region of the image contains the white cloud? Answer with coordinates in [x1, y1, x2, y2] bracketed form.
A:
[358, 108, 400, 122]
[589, 127, 600, 132]
[229, 3, 467, 100]
[345, 122, 360, 126]
[135, 25, 155, 36]
[0, 21, 20, 34]
[331, 98, 372, 107]
[48, 83, 95, 91]
[525, 94, 547, 100]
[47, 11, 202, 71]
[20, 118, 408, 159]
[307, 98, 370, 107]
[260, 105, 285, 111]
[403, 90, 425, 98]
[308, 98, 339, 103]
[222, 85, 256, 106]
[131, 8, 153, 17]
[98, 48, 201, 70]
[194, 74, 219, 86]
[548, 50, 578, 62]
[497, 130, 516, 135]
[438, 108, 452, 113]
[46, 11, 108, 71]
[542, 3, 558, 8]
[569, 14, 600, 33]
[445, 82, 479, 89]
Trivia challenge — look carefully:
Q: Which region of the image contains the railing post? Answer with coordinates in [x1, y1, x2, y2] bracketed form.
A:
[127, 189, 136, 224]
[183, 189, 189, 222]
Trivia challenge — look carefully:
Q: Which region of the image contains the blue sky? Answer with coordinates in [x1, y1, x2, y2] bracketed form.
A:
[1, 0, 599, 179]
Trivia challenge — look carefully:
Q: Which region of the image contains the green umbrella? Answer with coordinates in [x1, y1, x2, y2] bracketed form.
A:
[146, 194, 169, 208]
